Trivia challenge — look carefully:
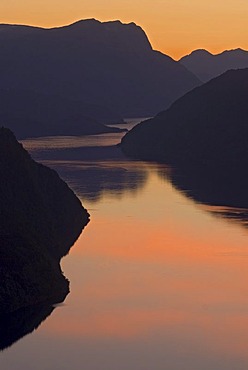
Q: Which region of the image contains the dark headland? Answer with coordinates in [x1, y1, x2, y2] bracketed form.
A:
[0, 128, 89, 314]
[121, 68, 248, 208]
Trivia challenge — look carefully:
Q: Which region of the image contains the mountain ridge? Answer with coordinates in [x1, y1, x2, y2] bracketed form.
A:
[180, 48, 248, 82]
[0, 18, 200, 117]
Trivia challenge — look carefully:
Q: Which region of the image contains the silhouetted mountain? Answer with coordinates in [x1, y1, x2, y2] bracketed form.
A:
[0, 89, 125, 138]
[0, 128, 89, 314]
[121, 69, 248, 207]
[0, 19, 200, 116]
[180, 48, 248, 82]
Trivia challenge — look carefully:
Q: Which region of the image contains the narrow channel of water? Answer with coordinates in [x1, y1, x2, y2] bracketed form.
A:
[1, 121, 248, 370]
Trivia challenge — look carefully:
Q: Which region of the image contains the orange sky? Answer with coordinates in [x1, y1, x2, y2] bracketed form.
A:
[1, 0, 247, 60]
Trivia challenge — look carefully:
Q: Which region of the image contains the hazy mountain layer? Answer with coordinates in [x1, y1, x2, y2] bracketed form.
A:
[0, 89, 125, 138]
[180, 48, 248, 82]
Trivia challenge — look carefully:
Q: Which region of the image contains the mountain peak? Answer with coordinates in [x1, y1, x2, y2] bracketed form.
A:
[181, 49, 213, 60]
[67, 18, 139, 28]
[220, 47, 247, 56]
[42, 18, 153, 53]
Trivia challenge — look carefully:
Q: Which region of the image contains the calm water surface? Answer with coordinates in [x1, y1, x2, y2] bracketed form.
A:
[2, 121, 248, 369]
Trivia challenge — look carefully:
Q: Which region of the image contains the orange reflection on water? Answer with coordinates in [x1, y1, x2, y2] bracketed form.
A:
[41, 170, 248, 362]
[46, 308, 187, 338]
[73, 211, 248, 270]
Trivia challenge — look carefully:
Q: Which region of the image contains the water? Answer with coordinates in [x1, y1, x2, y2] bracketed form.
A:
[1, 121, 248, 369]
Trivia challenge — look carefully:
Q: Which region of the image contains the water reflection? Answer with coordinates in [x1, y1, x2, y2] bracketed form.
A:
[13, 131, 248, 370]
[56, 167, 248, 370]
[21, 122, 150, 202]
[25, 128, 248, 225]
[40, 160, 148, 202]
[21, 119, 141, 153]
[22, 133, 126, 152]
[159, 166, 248, 228]
[0, 303, 59, 351]
[22, 137, 148, 202]
[22, 128, 248, 226]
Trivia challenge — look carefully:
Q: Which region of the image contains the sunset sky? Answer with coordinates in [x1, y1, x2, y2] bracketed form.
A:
[0, 0, 248, 59]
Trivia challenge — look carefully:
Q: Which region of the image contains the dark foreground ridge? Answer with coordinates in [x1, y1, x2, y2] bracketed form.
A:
[0, 128, 89, 314]
[121, 68, 248, 208]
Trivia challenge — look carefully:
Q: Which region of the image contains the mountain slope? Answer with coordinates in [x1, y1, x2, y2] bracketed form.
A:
[0, 19, 200, 117]
[121, 68, 248, 170]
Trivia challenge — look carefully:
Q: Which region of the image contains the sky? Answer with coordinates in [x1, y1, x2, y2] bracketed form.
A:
[0, 0, 248, 60]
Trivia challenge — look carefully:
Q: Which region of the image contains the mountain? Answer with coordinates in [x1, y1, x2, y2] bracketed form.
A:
[180, 48, 248, 82]
[0, 19, 200, 117]
[121, 68, 248, 207]
[0, 89, 125, 139]
[0, 128, 89, 313]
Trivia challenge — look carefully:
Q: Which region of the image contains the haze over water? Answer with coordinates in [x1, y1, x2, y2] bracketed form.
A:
[2, 122, 248, 369]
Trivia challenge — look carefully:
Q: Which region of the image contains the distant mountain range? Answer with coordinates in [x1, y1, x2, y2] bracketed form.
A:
[180, 48, 248, 82]
[3, 19, 247, 138]
[0, 19, 200, 119]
